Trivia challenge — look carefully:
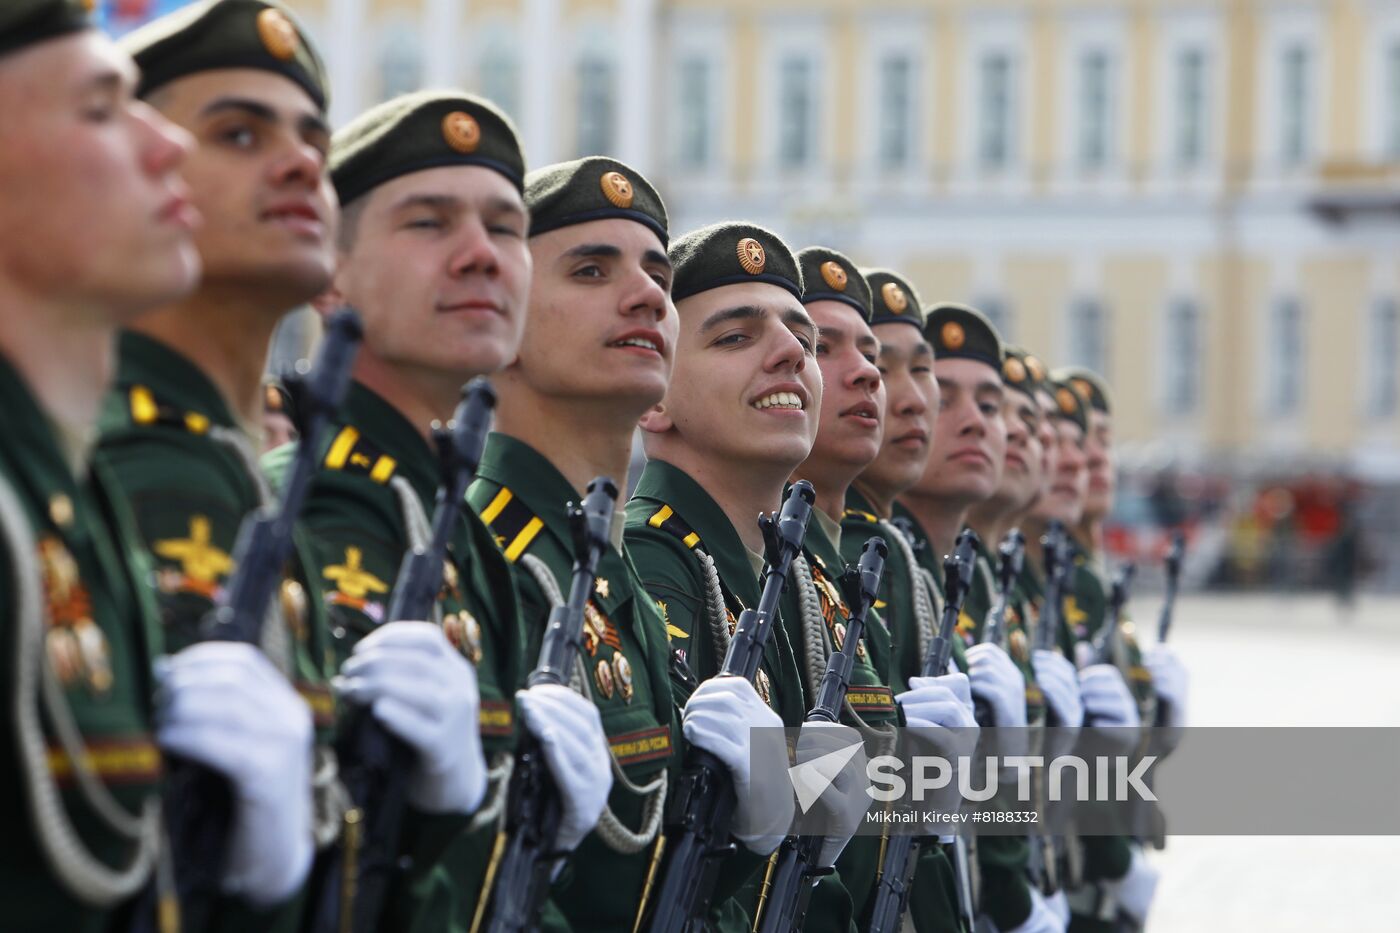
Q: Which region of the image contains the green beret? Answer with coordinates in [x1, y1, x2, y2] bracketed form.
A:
[526, 157, 668, 246]
[923, 302, 1003, 370]
[0, 0, 91, 59]
[124, 1, 327, 111]
[669, 222, 803, 304]
[862, 268, 924, 329]
[1051, 366, 1113, 415]
[331, 91, 525, 204]
[1049, 377, 1090, 434]
[1001, 346, 1046, 400]
[793, 247, 870, 321]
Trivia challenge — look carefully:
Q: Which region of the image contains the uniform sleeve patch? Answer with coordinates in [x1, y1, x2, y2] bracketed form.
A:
[479, 699, 514, 737]
[609, 725, 673, 767]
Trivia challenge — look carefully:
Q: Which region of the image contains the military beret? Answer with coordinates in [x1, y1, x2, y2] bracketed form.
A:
[793, 247, 870, 321]
[526, 157, 668, 246]
[862, 268, 924, 329]
[669, 222, 803, 304]
[1051, 366, 1113, 415]
[124, 1, 328, 112]
[0, 0, 91, 59]
[1002, 346, 1046, 400]
[331, 91, 525, 204]
[1049, 377, 1090, 434]
[923, 302, 1003, 370]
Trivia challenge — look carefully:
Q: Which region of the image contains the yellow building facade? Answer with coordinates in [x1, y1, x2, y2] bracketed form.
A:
[285, 0, 1400, 475]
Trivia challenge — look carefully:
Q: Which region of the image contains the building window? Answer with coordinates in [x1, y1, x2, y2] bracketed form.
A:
[778, 56, 814, 168]
[576, 56, 615, 157]
[1268, 297, 1304, 415]
[1368, 297, 1399, 418]
[479, 46, 519, 121]
[1174, 48, 1208, 169]
[1386, 44, 1400, 159]
[1078, 50, 1113, 170]
[977, 296, 1012, 342]
[675, 56, 712, 170]
[1068, 298, 1107, 377]
[878, 54, 914, 171]
[379, 27, 422, 101]
[977, 51, 1015, 170]
[1162, 299, 1201, 415]
[1279, 44, 1311, 168]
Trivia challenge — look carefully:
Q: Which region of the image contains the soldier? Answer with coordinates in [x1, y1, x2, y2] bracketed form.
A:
[1050, 367, 1186, 933]
[895, 304, 1059, 933]
[838, 267, 978, 931]
[0, 1, 315, 927]
[467, 165, 791, 932]
[266, 93, 612, 929]
[785, 247, 979, 927]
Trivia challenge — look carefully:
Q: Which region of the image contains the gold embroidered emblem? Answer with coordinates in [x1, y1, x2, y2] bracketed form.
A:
[153, 516, 234, 598]
[736, 238, 766, 275]
[600, 171, 634, 208]
[323, 547, 390, 602]
[594, 577, 610, 600]
[882, 282, 908, 314]
[256, 8, 300, 61]
[442, 111, 481, 154]
[941, 322, 965, 350]
[820, 261, 848, 291]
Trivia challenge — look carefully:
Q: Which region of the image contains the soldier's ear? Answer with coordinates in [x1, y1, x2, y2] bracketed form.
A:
[638, 403, 672, 435]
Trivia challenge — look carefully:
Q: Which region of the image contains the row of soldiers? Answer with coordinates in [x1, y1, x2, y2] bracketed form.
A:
[0, 1, 1190, 931]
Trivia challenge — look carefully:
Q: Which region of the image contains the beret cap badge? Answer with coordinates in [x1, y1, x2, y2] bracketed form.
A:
[737, 237, 767, 275]
[882, 282, 908, 313]
[256, 7, 299, 61]
[1003, 357, 1027, 383]
[1025, 355, 1046, 382]
[442, 111, 481, 154]
[600, 171, 634, 208]
[1072, 378, 1094, 404]
[820, 260, 848, 291]
[1057, 388, 1078, 415]
[941, 321, 966, 350]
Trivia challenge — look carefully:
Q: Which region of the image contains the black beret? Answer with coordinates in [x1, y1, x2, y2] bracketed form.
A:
[1051, 366, 1113, 415]
[669, 222, 803, 304]
[1002, 345, 1046, 401]
[124, 1, 328, 112]
[1049, 377, 1090, 434]
[862, 268, 924, 329]
[0, 0, 91, 59]
[794, 247, 870, 321]
[923, 302, 1003, 370]
[331, 91, 525, 204]
[526, 157, 668, 246]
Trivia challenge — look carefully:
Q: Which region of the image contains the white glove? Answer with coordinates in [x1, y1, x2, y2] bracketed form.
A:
[966, 643, 1028, 728]
[338, 621, 487, 815]
[898, 674, 978, 730]
[1110, 846, 1159, 924]
[1143, 644, 1188, 728]
[792, 721, 872, 867]
[1046, 889, 1070, 926]
[1078, 664, 1140, 729]
[1032, 650, 1084, 728]
[156, 642, 313, 906]
[517, 683, 612, 852]
[1005, 884, 1067, 933]
[681, 675, 794, 854]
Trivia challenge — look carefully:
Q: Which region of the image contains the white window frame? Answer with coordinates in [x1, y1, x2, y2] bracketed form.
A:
[1365, 294, 1400, 420]
[1158, 296, 1203, 418]
[473, 20, 522, 124]
[1153, 10, 1224, 193]
[758, 15, 832, 190]
[858, 16, 929, 194]
[665, 13, 731, 192]
[1057, 12, 1129, 193]
[1363, 4, 1400, 161]
[954, 11, 1031, 196]
[568, 24, 619, 159]
[1256, 9, 1326, 187]
[376, 17, 423, 103]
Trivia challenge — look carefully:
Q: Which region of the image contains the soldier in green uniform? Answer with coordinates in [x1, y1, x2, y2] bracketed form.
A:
[838, 267, 977, 932]
[1050, 368, 1185, 933]
[897, 304, 1059, 933]
[468, 164, 791, 932]
[0, 2, 320, 928]
[266, 93, 613, 931]
[95, 8, 345, 913]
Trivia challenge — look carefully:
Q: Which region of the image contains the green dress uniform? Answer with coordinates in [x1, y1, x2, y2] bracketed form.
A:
[263, 381, 524, 932]
[0, 351, 284, 931]
[624, 458, 814, 928]
[97, 332, 336, 735]
[469, 434, 694, 933]
[841, 488, 965, 932]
